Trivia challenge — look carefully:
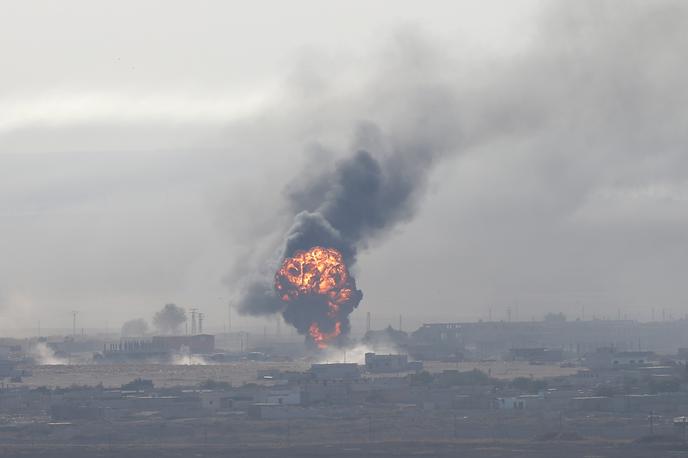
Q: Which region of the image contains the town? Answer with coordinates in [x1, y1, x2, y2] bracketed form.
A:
[3, 315, 688, 456]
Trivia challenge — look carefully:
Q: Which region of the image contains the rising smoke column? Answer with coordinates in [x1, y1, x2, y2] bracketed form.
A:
[226, 27, 463, 347]
[153, 303, 187, 335]
[238, 142, 442, 347]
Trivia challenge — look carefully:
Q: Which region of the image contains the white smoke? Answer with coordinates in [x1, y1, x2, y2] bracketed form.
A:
[31, 342, 68, 365]
[318, 341, 402, 365]
[170, 345, 210, 365]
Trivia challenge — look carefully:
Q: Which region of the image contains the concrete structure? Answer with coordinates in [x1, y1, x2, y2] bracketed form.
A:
[200, 391, 235, 412]
[364, 353, 408, 373]
[100, 334, 215, 361]
[266, 388, 301, 405]
[585, 348, 656, 369]
[496, 396, 545, 410]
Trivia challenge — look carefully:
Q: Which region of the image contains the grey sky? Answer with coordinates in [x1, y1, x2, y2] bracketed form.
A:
[1, 1, 687, 334]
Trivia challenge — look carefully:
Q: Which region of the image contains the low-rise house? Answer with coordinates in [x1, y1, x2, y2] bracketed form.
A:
[200, 391, 235, 412]
[495, 394, 545, 410]
[365, 353, 409, 373]
[266, 387, 301, 405]
[496, 396, 526, 410]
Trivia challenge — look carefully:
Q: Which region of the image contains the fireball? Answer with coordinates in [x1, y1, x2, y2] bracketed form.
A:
[275, 246, 360, 348]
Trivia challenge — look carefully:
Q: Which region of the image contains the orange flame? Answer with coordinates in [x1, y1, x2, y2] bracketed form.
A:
[309, 322, 342, 349]
[275, 246, 354, 348]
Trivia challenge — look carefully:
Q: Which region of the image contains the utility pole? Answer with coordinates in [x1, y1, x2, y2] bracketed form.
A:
[190, 308, 198, 335]
[228, 301, 232, 332]
[71, 311, 79, 337]
[198, 312, 204, 334]
[399, 314, 402, 331]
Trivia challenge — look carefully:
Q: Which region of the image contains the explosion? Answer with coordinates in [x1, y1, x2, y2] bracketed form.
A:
[275, 246, 362, 348]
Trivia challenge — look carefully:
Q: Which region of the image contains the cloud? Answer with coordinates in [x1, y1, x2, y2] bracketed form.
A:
[230, 1, 688, 324]
[2, 1, 688, 332]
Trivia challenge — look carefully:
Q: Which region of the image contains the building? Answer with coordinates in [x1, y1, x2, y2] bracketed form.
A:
[674, 416, 688, 439]
[101, 335, 215, 361]
[365, 353, 409, 373]
[585, 348, 656, 369]
[409, 323, 466, 360]
[266, 387, 301, 405]
[496, 396, 526, 410]
[362, 326, 409, 349]
[200, 391, 235, 412]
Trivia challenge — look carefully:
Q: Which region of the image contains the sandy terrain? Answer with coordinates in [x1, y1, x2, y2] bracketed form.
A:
[17, 360, 580, 389]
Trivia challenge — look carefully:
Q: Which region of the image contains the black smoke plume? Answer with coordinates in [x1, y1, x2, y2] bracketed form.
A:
[121, 318, 149, 337]
[232, 31, 463, 345]
[238, 135, 443, 345]
[153, 303, 187, 335]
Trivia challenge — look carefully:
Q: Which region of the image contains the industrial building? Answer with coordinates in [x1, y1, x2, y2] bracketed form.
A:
[99, 334, 215, 361]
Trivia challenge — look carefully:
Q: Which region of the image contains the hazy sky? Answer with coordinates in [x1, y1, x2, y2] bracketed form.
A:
[2, 0, 687, 335]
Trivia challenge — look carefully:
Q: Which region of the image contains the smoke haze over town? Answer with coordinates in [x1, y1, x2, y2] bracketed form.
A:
[3, 1, 688, 335]
[4, 2, 688, 457]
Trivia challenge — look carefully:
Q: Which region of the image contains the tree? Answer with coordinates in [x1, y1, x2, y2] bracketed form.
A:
[121, 318, 149, 337]
[153, 303, 186, 335]
[122, 378, 154, 391]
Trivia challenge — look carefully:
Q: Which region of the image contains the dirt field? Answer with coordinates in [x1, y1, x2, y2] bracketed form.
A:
[0, 440, 685, 458]
[20, 361, 311, 388]
[19, 360, 578, 389]
[423, 361, 580, 379]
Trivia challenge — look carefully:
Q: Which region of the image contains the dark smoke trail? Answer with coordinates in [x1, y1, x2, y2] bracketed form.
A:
[232, 33, 463, 345]
[237, 133, 444, 345]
